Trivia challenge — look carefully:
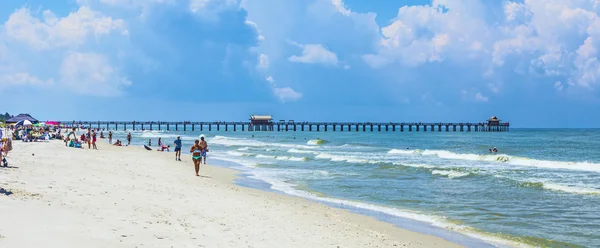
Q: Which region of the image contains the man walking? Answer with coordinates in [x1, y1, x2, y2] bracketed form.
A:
[199, 136, 208, 164]
[127, 132, 132, 146]
[174, 136, 182, 161]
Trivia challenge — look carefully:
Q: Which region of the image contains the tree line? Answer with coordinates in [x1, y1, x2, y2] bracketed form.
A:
[0, 112, 13, 121]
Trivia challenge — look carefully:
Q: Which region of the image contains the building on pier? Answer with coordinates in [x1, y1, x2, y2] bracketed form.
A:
[487, 116, 501, 126]
[249, 115, 273, 131]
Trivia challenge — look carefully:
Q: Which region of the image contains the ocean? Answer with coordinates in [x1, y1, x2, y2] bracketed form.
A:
[105, 128, 599, 247]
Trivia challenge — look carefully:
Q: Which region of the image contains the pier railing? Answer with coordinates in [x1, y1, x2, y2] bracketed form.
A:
[55, 121, 510, 132]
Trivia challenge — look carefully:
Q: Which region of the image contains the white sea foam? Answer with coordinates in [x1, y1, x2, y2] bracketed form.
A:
[389, 148, 600, 173]
[431, 170, 471, 179]
[226, 151, 251, 157]
[256, 154, 276, 159]
[393, 163, 436, 169]
[307, 139, 327, 145]
[388, 149, 421, 155]
[287, 148, 318, 154]
[542, 183, 600, 195]
[211, 136, 317, 150]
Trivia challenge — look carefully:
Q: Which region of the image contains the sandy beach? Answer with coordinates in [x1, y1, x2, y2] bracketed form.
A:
[0, 140, 462, 248]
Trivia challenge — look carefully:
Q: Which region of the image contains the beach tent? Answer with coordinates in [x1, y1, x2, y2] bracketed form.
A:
[6, 114, 38, 124]
[46, 121, 60, 126]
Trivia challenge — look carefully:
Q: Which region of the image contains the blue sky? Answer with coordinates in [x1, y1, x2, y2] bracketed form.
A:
[0, 0, 599, 127]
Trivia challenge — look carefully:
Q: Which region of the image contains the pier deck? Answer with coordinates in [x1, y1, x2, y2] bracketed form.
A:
[55, 121, 510, 132]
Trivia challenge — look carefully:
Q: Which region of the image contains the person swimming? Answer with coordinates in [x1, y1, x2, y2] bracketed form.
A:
[493, 147, 498, 153]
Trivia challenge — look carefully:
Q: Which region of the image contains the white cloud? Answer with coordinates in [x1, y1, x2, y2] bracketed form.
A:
[4, 6, 126, 50]
[265, 75, 275, 83]
[474, 92, 489, 102]
[289, 43, 338, 66]
[260, 75, 302, 102]
[361, 0, 600, 91]
[60, 52, 131, 96]
[460, 89, 489, 103]
[245, 20, 265, 41]
[273, 87, 303, 102]
[331, 0, 351, 16]
[257, 53, 269, 69]
[190, 0, 240, 20]
[0, 73, 54, 87]
[554, 81, 564, 91]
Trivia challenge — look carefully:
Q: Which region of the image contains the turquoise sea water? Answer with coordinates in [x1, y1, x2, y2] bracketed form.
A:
[108, 128, 599, 247]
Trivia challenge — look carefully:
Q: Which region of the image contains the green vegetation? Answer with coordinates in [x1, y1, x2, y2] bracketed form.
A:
[0, 112, 12, 121]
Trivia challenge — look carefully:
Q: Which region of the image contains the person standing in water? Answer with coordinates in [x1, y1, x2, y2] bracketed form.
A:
[108, 131, 113, 144]
[127, 133, 132, 146]
[199, 136, 208, 164]
[174, 136, 182, 161]
[190, 140, 203, 176]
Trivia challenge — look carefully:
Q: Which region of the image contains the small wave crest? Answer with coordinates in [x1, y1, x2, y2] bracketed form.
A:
[389, 148, 600, 173]
[307, 139, 327, 145]
[287, 148, 318, 154]
[388, 149, 421, 155]
[517, 180, 600, 195]
[431, 170, 472, 179]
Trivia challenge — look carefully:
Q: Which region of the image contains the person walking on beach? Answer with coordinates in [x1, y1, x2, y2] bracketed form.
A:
[92, 130, 98, 150]
[190, 140, 203, 176]
[174, 136, 182, 161]
[108, 131, 113, 144]
[127, 133, 132, 146]
[199, 136, 208, 164]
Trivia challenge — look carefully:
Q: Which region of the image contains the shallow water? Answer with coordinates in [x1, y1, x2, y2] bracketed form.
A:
[104, 128, 599, 247]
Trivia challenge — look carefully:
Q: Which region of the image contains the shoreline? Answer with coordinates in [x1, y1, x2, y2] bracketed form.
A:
[212, 158, 513, 248]
[1, 140, 465, 247]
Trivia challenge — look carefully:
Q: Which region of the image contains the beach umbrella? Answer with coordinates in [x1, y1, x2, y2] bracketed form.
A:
[16, 120, 33, 126]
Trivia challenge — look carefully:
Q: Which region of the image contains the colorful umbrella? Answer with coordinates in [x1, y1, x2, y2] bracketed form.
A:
[16, 120, 33, 126]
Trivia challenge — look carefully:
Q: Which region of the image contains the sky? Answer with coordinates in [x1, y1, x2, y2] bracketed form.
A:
[0, 0, 599, 128]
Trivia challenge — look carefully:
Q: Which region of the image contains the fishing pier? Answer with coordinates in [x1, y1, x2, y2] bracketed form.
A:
[57, 116, 509, 132]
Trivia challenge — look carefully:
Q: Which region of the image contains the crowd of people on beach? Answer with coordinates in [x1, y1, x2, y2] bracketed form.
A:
[59, 128, 210, 176]
[1, 121, 212, 175]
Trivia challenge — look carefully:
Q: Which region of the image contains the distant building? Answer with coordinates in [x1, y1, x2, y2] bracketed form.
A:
[249, 115, 273, 131]
[487, 116, 501, 126]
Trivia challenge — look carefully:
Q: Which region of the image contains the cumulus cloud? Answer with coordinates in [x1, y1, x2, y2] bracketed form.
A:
[257, 53, 269, 69]
[60, 52, 131, 96]
[0, 73, 54, 87]
[363, 0, 600, 92]
[4, 6, 126, 50]
[260, 75, 302, 102]
[189, 0, 240, 21]
[288, 42, 339, 66]
[273, 87, 303, 102]
[460, 89, 489, 103]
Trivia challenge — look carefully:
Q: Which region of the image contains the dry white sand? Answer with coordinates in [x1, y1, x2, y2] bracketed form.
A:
[0, 141, 462, 248]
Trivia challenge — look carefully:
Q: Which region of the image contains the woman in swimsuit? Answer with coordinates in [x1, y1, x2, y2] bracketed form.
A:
[92, 131, 98, 150]
[190, 140, 202, 176]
